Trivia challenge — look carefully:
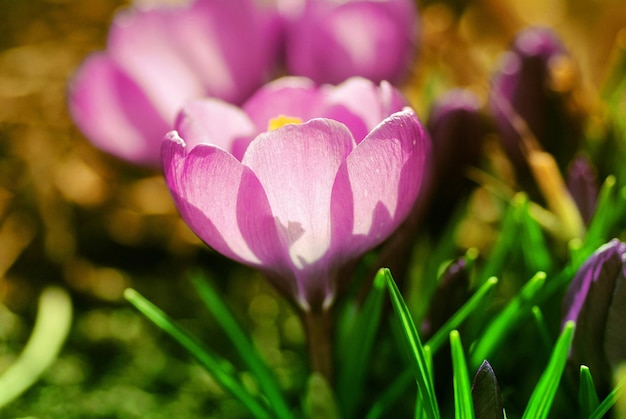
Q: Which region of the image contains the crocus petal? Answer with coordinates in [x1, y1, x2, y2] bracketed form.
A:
[187, 0, 282, 103]
[562, 239, 626, 394]
[322, 77, 407, 141]
[562, 240, 626, 323]
[69, 53, 170, 165]
[174, 98, 257, 160]
[242, 119, 356, 271]
[242, 77, 323, 132]
[109, 0, 279, 106]
[242, 76, 407, 143]
[108, 7, 207, 121]
[286, 0, 417, 84]
[605, 263, 626, 366]
[162, 132, 283, 267]
[331, 107, 428, 258]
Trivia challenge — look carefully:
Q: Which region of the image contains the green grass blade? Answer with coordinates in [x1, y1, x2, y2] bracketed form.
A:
[415, 346, 434, 419]
[584, 175, 617, 252]
[337, 268, 387, 419]
[365, 368, 413, 419]
[470, 272, 546, 368]
[531, 306, 552, 353]
[518, 196, 553, 273]
[124, 288, 272, 419]
[190, 273, 292, 419]
[428, 277, 498, 353]
[589, 370, 626, 419]
[385, 268, 440, 419]
[522, 321, 575, 419]
[366, 276, 497, 419]
[579, 365, 600, 418]
[0, 287, 72, 409]
[479, 197, 520, 284]
[450, 331, 475, 419]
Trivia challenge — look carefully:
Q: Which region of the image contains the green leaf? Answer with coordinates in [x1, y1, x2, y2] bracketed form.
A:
[579, 365, 600, 418]
[522, 321, 575, 419]
[470, 272, 546, 368]
[471, 360, 504, 419]
[124, 288, 272, 419]
[190, 272, 292, 419]
[450, 331, 475, 419]
[337, 268, 387, 419]
[385, 268, 440, 419]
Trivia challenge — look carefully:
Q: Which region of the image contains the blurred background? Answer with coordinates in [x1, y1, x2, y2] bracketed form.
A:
[0, 0, 625, 417]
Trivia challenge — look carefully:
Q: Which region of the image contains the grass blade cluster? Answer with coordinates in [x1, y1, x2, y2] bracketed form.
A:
[367, 274, 497, 418]
[190, 272, 293, 419]
[470, 272, 546, 368]
[124, 288, 273, 419]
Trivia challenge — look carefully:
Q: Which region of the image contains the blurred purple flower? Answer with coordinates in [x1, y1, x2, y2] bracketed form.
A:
[162, 84, 429, 310]
[69, 0, 280, 166]
[281, 0, 418, 85]
[562, 239, 626, 394]
[490, 27, 582, 175]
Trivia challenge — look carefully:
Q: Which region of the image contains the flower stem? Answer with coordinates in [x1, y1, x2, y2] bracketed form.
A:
[302, 308, 334, 384]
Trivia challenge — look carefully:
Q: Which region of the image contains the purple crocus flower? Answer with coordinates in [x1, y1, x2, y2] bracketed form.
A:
[162, 79, 429, 312]
[69, 0, 280, 166]
[562, 239, 626, 394]
[490, 27, 582, 175]
[281, 0, 418, 85]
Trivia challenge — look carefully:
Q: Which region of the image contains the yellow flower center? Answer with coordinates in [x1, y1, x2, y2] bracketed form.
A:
[267, 115, 302, 131]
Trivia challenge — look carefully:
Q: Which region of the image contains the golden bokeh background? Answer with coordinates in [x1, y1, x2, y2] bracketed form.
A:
[0, 0, 624, 416]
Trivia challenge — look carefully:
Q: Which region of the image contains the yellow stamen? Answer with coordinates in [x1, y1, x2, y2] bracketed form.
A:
[267, 115, 302, 131]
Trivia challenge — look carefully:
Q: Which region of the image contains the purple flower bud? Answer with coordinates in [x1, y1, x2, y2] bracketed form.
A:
[472, 361, 504, 419]
[566, 155, 599, 225]
[490, 27, 582, 175]
[424, 89, 486, 232]
[562, 239, 626, 394]
[421, 257, 472, 337]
